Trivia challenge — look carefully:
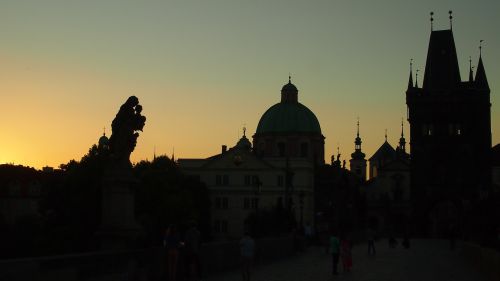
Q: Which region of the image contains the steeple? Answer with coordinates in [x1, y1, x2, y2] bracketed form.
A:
[355, 118, 362, 150]
[415, 69, 419, 88]
[475, 40, 489, 90]
[407, 59, 414, 89]
[351, 118, 366, 160]
[399, 119, 406, 153]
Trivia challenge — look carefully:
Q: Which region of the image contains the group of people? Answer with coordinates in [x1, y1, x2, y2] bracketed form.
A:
[329, 232, 353, 275]
[163, 223, 202, 281]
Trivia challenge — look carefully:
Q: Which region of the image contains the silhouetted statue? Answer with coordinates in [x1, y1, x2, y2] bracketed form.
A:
[108, 96, 146, 167]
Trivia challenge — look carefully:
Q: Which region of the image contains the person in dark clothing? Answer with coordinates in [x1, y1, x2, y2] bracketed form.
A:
[184, 222, 202, 281]
[164, 225, 181, 281]
[330, 231, 340, 275]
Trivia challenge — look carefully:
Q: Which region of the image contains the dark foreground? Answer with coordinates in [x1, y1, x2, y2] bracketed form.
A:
[206, 239, 486, 281]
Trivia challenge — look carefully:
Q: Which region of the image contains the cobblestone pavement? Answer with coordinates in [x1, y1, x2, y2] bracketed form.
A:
[205, 239, 485, 281]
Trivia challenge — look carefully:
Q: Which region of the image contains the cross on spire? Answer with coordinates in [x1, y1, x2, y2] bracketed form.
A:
[430, 11, 434, 31]
[449, 10, 453, 30]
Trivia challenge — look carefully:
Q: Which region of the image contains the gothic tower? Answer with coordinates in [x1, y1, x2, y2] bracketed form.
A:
[406, 15, 492, 233]
[349, 119, 367, 180]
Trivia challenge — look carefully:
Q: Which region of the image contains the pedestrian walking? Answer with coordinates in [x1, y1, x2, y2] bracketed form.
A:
[240, 232, 255, 281]
[367, 228, 376, 255]
[340, 235, 352, 273]
[184, 221, 202, 281]
[164, 225, 181, 281]
[330, 231, 340, 275]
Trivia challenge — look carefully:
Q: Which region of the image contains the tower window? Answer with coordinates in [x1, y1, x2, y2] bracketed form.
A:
[449, 123, 462, 136]
[422, 124, 433, 136]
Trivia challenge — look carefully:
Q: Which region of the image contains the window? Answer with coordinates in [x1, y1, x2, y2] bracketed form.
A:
[216, 175, 221, 185]
[245, 175, 259, 186]
[215, 197, 221, 209]
[214, 220, 221, 233]
[449, 123, 462, 136]
[216, 175, 229, 186]
[244, 197, 250, 209]
[277, 175, 284, 187]
[422, 124, 433, 136]
[277, 142, 285, 157]
[222, 197, 228, 209]
[221, 220, 228, 233]
[300, 143, 309, 157]
[223, 175, 229, 185]
[244, 175, 251, 186]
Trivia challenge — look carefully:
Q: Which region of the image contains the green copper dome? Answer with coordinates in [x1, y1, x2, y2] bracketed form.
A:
[256, 102, 321, 134]
[256, 79, 321, 135]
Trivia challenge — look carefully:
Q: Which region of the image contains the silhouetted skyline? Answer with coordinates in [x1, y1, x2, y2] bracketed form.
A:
[1, 1, 499, 168]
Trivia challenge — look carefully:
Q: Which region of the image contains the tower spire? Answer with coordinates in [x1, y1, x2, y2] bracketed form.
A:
[357, 117, 360, 137]
[408, 59, 414, 89]
[399, 118, 407, 154]
[475, 40, 489, 90]
[354, 117, 362, 152]
[385, 129, 388, 142]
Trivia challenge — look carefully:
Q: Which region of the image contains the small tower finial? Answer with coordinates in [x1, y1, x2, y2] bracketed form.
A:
[288, 73, 291, 83]
[449, 10, 453, 30]
[408, 59, 414, 89]
[153, 145, 156, 161]
[415, 69, 420, 87]
[401, 118, 404, 137]
[469, 56, 474, 82]
[385, 129, 388, 142]
[357, 116, 360, 137]
[430, 11, 434, 31]
[171, 147, 175, 162]
[479, 40, 484, 57]
[103, 126, 106, 136]
[243, 125, 246, 137]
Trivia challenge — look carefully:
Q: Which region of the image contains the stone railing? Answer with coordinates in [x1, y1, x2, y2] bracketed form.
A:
[0, 235, 295, 281]
[461, 241, 500, 281]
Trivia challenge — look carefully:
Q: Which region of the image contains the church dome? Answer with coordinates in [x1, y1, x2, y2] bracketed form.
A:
[98, 134, 109, 147]
[236, 135, 252, 150]
[256, 102, 321, 134]
[256, 79, 321, 134]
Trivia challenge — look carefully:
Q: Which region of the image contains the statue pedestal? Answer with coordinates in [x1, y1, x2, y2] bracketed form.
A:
[98, 168, 143, 250]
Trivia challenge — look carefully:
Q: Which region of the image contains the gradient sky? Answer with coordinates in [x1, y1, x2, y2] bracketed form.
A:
[1, 0, 499, 169]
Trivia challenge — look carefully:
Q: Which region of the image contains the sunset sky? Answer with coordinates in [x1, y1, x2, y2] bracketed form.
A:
[1, 0, 499, 169]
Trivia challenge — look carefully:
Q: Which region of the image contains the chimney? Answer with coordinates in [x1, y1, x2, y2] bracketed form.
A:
[222, 145, 227, 153]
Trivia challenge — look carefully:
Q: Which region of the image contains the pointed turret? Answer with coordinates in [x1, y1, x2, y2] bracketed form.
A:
[351, 118, 365, 160]
[468, 56, 474, 83]
[475, 42, 489, 90]
[407, 59, 414, 89]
